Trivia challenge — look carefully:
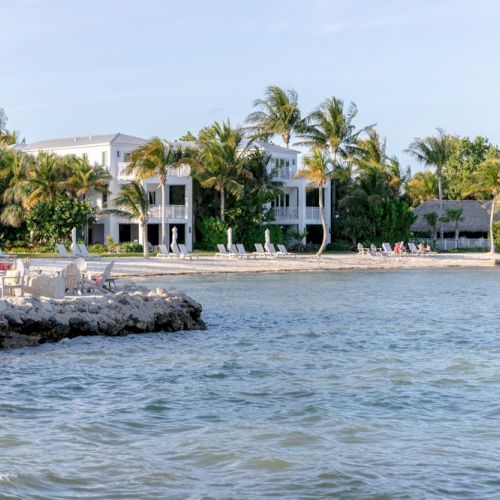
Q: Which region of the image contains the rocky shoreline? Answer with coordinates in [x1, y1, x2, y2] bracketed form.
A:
[0, 287, 206, 349]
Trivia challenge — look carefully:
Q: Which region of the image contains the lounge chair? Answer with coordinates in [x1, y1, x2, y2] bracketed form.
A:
[408, 242, 421, 256]
[229, 244, 241, 257]
[368, 244, 380, 256]
[265, 243, 283, 258]
[236, 244, 256, 259]
[357, 243, 369, 255]
[277, 244, 297, 258]
[179, 243, 197, 259]
[77, 244, 101, 261]
[157, 244, 172, 257]
[56, 243, 75, 258]
[0, 259, 29, 298]
[254, 243, 268, 258]
[215, 244, 234, 258]
[62, 262, 82, 295]
[381, 243, 394, 257]
[83, 260, 116, 294]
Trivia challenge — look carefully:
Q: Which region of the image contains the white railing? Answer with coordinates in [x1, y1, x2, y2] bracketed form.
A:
[117, 162, 190, 179]
[274, 207, 298, 220]
[306, 206, 321, 221]
[417, 237, 490, 250]
[272, 168, 292, 180]
[148, 205, 188, 220]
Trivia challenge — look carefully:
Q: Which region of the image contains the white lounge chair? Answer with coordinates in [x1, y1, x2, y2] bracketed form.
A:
[157, 244, 171, 257]
[77, 244, 101, 261]
[265, 243, 283, 258]
[254, 243, 268, 258]
[179, 243, 197, 259]
[381, 243, 394, 257]
[216, 244, 234, 257]
[229, 244, 241, 257]
[236, 244, 256, 259]
[277, 244, 297, 258]
[56, 243, 75, 258]
[357, 243, 369, 255]
[408, 242, 420, 256]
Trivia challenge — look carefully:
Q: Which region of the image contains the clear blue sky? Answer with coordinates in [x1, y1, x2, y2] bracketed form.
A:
[2, 0, 500, 167]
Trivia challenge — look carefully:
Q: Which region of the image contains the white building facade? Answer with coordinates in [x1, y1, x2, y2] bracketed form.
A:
[23, 133, 331, 250]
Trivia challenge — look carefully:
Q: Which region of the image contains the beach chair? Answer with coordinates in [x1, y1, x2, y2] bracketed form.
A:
[254, 243, 268, 258]
[265, 243, 283, 258]
[277, 244, 297, 258]
[61, 262, 82, 295]
[71, 243, 83, 257]
[179, 243, 197, 260]
[369, 244, 380, 256]
[170, 243, 183, 258]
[0, 259, 29, 298]
[381, 243, 394, 257]
[83, 260, 116, 294]
[357, 243, 369, 255]
[236, 244, 256, 259]
[229, 244, 241, 257]
[408, 242, 421, 256]
[56, 243, 75, 258]
[215, 244, 234, 257]
[77, 244, 101, 261]
[157, 244, 171, 257]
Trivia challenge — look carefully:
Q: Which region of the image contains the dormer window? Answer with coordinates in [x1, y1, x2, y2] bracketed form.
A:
[117, 150, 121, 158]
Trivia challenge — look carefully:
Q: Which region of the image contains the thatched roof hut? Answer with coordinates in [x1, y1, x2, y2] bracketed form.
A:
[411, 200, 498, 235]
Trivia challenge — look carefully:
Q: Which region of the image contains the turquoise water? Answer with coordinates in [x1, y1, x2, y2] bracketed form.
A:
[1, 269, 500, 498]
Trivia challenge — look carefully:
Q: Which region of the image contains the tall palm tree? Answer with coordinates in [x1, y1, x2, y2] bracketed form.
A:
[293, 148, 332, 256]
[465, 158, 500, 254]
[193, 120, 247, 222]
[67, 156, 111, 199]
[104, 181, 150, 258]
[0, 150, 31, 227]
[126, 138, 189, 247]
[245, 86, 304, 148]
[406, 128, 453, 238]
[405, 171, 439, 207]
[297, 97, 373, 230]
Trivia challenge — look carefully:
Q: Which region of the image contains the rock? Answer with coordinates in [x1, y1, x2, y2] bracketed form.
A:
[0, 288, 206, 349]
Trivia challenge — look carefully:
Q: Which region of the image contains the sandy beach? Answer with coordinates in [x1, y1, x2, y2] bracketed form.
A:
[26, 252, 498, 278]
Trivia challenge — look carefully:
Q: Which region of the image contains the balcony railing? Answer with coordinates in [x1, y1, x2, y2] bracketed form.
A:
[306, 206, 321, 221]
[117, 162, 191, 179]
[148, 205, 188, 220]
[272, 167, 292, 180]
[273, 207, 298, 220]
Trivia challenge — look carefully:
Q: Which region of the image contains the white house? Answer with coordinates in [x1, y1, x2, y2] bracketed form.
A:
[22, 133, 331, 250]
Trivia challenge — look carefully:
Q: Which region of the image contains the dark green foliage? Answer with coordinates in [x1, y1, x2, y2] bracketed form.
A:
[25, 195, 95, 246]
[116, 241, 143, 253]
[197, 217, 229, 251]
[88, 243, 107, 254]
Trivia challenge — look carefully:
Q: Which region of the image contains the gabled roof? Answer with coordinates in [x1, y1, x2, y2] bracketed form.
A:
[411, 199, 499, 233]
[23, 133, 147, 151]
[242, 140, 300, 155]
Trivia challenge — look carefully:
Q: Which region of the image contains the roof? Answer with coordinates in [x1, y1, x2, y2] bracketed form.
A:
[411, 199, 499, 233]
[242, 140, 300, 155]
[23, 133, 147, 151]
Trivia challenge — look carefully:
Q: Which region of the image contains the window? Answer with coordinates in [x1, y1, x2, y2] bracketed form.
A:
[169, 185, 185, 205]
[285, 194, 290, 207]
[116, 150, 121, 158]
[292, 159, 296, 165]
[102, 151, 107, 166]
[148, 191, 156, 205]
[82, 153, 88, 161]
[102, 190, 108, 205]
[124, 152, 131, 162]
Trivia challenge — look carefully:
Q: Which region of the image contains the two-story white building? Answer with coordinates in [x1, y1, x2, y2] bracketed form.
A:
[22, 133, 331, 250]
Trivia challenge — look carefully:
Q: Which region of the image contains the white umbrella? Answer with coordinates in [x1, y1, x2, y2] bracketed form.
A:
[227, 227, 233, 251]
[171, 226, 178, 251]
[264, 228, 271, 250]
[71, 227, 77, 246]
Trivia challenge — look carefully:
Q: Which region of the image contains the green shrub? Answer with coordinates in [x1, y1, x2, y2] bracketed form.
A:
[198, 217, 229, 250]
[326, 240, 355, 252]
[88, 243, 107, 254]
[117, 242, 143, 253]
[241, 225, 283, 250]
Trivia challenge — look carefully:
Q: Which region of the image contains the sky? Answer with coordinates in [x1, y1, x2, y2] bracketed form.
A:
[1, 0, 500, 168]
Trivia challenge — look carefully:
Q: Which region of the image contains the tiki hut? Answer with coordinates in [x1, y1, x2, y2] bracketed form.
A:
[411, 200, 498, 237]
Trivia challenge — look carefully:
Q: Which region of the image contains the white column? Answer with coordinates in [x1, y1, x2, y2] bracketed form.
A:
[185, 178, 193, 251]
[324, 181, 332, 244]
[297, 184, 307, 242]
[108, 216, 120, 243]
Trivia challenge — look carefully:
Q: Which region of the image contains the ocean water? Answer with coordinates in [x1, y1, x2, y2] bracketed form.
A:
[1, 269, 500, 499]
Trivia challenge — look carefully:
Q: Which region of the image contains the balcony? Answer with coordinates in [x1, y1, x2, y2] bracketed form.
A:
[272, 167, 292, 180]
[306, 206, 321, 221]
[273, 207, 298, 220]
[148, 205, 188, 220]
[117, 162, 191, 179]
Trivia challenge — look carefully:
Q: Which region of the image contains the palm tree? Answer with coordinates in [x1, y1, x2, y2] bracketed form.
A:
[405, 171, 439, 207]
[245, 86, 304, 148]
[67, 156, 111, 199]
[465, 158, 500, 254]
[406, 128, 453, 238]
[293, 148, 332, 256]
[297, 97, 373, 230]
[424, 212, 439, 241]
[104, 181, 150, 258]
[441, 208, 463, 244]
[126, 138, 189, 247]
[194, 120, 247, 222]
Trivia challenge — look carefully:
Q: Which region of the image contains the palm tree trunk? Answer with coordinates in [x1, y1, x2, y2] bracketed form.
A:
[330, 150, 337, 240]
[220, 187, 225, 222]
[437, 170, 444, 240]
[160, 181, 167, 247]
[489, 197, 496, 254]
[317, 186, 327, 257]
[141, 221, 149, 258]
